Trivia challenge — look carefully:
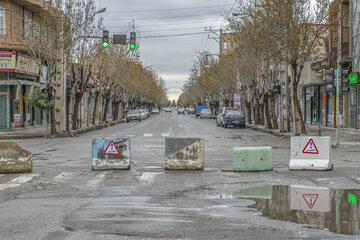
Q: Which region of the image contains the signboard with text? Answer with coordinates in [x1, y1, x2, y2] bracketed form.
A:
[15, 53, 40, 76]
[0, 52, 16, 71]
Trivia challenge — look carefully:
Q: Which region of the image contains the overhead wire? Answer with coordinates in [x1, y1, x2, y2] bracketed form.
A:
[105, 4, 235, 13]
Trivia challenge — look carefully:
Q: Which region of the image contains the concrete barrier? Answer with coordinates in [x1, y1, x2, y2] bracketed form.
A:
[92, 138, 130, 170]
[233, 146, 272, 171]
[0, 142, 32, 173]
[289, 136, 332, 170]
[290, 185, 330, 212]
[164, 138, 204, 170]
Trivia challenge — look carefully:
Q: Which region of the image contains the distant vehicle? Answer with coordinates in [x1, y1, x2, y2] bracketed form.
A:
[126, 110, 142, 122]
[164, 107, 172, 112]
[139, 109, 147, 120]
[177, 108, 185, 114]
[200, 109, 212, 119]
[144, 109, 150, 117]
[217, 107, 239, 127]
[195, 106, 207, 118]
[222, 110, 246, 128]
[186, 107, 195, 114]
[151, 108, 160, 114]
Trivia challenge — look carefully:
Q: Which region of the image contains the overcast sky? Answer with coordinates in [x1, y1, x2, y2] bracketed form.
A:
[99, 0, 237, 101]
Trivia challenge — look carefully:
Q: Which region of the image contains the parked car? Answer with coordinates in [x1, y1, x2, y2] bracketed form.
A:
[200, 109, 212, 119]
[177, 108, 185, 114]
[139, 109, 147, 120]
[144, 109, 150, 118]
[164, 107, 172, 112]
[195, 106, 207, 118]
[216, 107, 239, 127]
[222, 110, 246, 128]
[151, 108, 160, 114]
[186, 107, 195, 114]
[126, 110, 142, 122]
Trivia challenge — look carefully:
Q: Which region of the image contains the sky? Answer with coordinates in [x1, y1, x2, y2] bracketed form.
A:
[98, 0, 238, 101]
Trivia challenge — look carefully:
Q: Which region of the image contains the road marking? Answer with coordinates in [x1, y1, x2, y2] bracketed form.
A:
[51, 172, 74, 182]
[125, 135, 135, 138]
[87, 172, 107, 186]
[143, 133, 152, 137]
[0, 174, 40, 191]
[161, 133, 170, 137]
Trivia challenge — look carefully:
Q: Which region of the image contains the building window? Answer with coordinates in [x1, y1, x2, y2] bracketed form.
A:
[0, 6, 4, 35]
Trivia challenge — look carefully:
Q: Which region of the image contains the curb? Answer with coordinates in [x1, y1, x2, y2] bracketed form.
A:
[0, 119, 126, 140]
[247, 125, 291, 139]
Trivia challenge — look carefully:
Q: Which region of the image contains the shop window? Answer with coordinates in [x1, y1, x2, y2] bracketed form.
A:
[0, 6, 5, 35]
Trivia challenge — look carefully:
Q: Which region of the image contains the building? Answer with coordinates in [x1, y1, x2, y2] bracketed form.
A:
[0, 0, 48, 129]
[351, 0, 360, 129]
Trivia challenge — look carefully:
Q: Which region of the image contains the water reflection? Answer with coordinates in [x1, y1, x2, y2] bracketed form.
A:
[234, 185, 360, 235]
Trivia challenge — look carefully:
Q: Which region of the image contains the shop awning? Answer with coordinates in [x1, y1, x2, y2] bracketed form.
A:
[0, 80, 41, 86]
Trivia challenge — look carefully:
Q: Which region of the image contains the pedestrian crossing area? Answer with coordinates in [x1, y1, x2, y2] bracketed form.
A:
[0, 171, 110, 192]
[124, 133, 171, 138]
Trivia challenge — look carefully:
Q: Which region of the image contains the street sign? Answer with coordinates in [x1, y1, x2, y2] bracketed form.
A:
[104, 140, 120, 155]
[302, 138, 319, 154]
[348, 72, 359, 84]
[113, 34, 127, 45]
[303, 194, 319, 209]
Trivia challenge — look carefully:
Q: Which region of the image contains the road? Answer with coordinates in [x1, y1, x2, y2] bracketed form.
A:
[1, 111, 360, 239]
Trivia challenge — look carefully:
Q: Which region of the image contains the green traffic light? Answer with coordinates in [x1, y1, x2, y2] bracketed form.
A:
[130, 43, 135, 49]
[102, 41, 108, 48]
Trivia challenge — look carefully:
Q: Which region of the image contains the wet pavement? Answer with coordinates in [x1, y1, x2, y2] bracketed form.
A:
[1, 112, 360, 239]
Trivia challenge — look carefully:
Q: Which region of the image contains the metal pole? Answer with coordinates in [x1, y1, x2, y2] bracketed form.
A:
[336, 59, 340, 145]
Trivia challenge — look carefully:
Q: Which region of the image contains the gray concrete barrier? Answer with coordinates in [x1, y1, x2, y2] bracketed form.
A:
[0, 142, 32, 173]
[164, 138, 204, 170]
[92, 138, 130, 170]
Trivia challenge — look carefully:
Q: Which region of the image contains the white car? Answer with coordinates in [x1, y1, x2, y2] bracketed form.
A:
[200, 109, 212, 119]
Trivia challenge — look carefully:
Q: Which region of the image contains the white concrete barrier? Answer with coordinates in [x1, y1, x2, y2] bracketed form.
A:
[92, 138, 130, 170]
[289, 136, 332, 170]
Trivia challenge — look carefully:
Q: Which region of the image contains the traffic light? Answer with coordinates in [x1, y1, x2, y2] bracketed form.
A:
[341, 69, 349, 92]
[102, 30, 109, 48]
[129, 32, 136, 50]
[325, 68, 335, 94]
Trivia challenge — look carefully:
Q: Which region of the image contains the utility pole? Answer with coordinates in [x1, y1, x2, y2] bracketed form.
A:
[205, 27, 222, 54]
[335, 59, 340, 145]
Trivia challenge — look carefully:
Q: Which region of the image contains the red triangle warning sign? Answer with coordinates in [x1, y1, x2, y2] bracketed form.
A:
[104, 140, 120, 155]
[302, 138, 319, 154]
[302, 194, 319, 209]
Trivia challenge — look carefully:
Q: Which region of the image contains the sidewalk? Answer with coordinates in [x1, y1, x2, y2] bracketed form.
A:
[0, 119, 126, 140]
[248, 123, 360, 147]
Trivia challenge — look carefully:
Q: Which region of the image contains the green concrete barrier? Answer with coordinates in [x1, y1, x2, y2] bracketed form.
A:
[233, 146, 272, 171]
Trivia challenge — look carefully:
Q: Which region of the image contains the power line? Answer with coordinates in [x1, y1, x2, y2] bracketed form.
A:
[136, 27, 206, 33]
[105, 19, 223, 28]
[105, 4, 235, 14]
[139, 32, 207, 39]
[103, 11, 223, 21]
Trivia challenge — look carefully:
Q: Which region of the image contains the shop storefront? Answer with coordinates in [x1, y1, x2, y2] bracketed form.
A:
[304, 86, 323, 125]
[0, 52, 42, 129]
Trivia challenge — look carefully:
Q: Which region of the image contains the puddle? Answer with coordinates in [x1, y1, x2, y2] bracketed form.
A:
[233, 185, 360, 235]
[214, 136, 243, 140]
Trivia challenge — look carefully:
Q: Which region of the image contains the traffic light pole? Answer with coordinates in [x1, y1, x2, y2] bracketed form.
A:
[336, 59, 340, 146]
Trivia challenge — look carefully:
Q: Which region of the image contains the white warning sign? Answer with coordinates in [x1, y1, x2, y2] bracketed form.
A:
[302, 138, 319, 154]
[104, 140, 120, 155]
[302, 194, 319, 209]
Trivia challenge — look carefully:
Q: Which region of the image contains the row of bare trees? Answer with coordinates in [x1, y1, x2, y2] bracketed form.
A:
[23, 0, 167, 134]
[180, 0, 328, 135]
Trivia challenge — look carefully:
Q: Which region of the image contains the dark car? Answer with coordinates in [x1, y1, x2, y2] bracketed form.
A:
[217, 107, 239, 127]
[222, 110, 246, 128]
[177, 108, 185, 114]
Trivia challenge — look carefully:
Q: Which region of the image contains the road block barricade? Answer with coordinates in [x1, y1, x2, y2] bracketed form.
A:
[0, 142, 32, 173]
[164, 138, 204, 170]
[92, 138, 130, 170]
[233, 146, 273, 171]
[289, 136, 332, 171]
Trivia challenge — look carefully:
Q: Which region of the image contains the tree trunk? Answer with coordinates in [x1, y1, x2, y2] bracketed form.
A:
[113, 102, 120, 120]
[92, 92, 99, 125]
[260, 103, 264, 126]
[245, 101, 252, 124]
[290, 64, 306, 135]
[255, 95, 261, 125]
[269, 92, 279, 129]
[66, 95, 71, 131]
[72, 94, 81, 130]
[103, 97, 110, 123]
[264, 94, 272, 129]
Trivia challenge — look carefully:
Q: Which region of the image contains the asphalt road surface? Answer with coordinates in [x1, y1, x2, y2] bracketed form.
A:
[1, 111, 360, 239]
